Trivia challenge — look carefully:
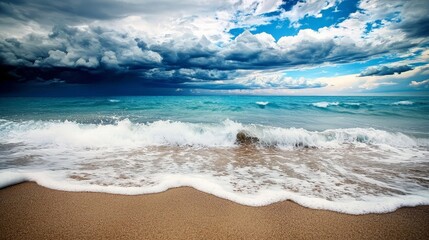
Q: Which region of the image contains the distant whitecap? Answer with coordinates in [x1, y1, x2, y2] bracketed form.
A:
[312, 102, 339, 108]
[392, 100, 413, 105]
[256, 101, 269, 106]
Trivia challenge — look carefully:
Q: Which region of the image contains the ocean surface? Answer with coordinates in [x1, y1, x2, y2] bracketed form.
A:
[0, 96, 428, 214]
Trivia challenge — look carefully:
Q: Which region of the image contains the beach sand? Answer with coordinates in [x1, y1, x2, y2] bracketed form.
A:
[1, 182, 428, 239]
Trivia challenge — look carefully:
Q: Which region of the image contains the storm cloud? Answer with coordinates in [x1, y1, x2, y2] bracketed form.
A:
[359, 65, 414, 77]
[0, 0, 428, 95]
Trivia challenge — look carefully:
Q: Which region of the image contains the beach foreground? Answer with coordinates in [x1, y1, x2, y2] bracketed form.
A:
[1, 183, 428, 240]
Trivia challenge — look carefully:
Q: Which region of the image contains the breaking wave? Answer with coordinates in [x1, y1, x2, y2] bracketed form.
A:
[1, 118, 428, 215]
[312, 102, 340, 108]
[392, 101, 414, 105]
[0, 119, 425, 149]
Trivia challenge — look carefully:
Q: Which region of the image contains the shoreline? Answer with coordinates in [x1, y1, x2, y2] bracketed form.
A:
[1, 182, 429, 239]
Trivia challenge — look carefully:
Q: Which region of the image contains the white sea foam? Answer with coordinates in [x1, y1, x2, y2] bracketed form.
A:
[256, 101, 269, 106]
[0, 119, 424, 148]
[108, 99, 120, 103]
[343, 102, 361, 106]
[1, 170, 428, 215]
[1, 119, 428, 214]
[392, 100, 414, 105]
[312, 102, 340, 108]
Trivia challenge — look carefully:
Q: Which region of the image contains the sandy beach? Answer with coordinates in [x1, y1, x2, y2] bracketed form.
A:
[0, 182, 428, 240]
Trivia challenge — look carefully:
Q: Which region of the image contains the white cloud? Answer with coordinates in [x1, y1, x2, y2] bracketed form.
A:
[254, 0, 283, 15]
[212, 70, 327, 89]
[281, 0, 338, 27]
[75, 57, 99, 68]
[409, 79, 429, 88]
[358, 81, 397, 90]
[314, 63, 429, 93]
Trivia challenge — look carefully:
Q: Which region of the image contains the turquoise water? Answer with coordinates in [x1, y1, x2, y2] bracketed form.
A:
[1, 96, 428, 136]
[0, 96, 428, 214]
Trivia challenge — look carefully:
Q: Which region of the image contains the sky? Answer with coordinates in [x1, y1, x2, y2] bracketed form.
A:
[0, 0, 428, 96]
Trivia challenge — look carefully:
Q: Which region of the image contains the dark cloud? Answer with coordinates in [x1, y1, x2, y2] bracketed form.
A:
[395, 1, 429, 38]
[397, 13, 429, 38]
[0, 24, 238, 95]
[0, 23, 423, 95]
[0, 0, 218, 24]
[0, 25, 162, 69]
[0, 0, 428, 95]
[359, 65, 413, 77]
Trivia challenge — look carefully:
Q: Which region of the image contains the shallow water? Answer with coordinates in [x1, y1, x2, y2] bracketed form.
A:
[0, 96, 428, 214]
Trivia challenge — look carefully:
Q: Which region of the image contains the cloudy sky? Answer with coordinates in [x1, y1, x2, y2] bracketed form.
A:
[0, 0, 428, 96]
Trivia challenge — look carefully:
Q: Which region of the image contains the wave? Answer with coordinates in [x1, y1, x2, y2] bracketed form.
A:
[108, 99, 120, 103]
[312, 102, 370, 109]
[255, 101, 270, 108]
[312, 102, 340, 108]
[392, 101, 414, 105]
[256, 101, 269, 106]
[1, 119, 428, 215]
[0, 119, 425, 149]
[343, 102, 361, 106]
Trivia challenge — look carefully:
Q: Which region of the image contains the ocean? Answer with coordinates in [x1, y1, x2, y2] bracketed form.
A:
[0, 96, 428, 214]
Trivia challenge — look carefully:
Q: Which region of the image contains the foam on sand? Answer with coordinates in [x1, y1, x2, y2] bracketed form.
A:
[0, 119, 428, 215]
[1, 170, 429, 215]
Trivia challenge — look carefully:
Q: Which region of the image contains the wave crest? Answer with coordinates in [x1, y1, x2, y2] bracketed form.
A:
[0, 119, 424, 149]
[392, 101, 414, 105]
[1, 119, 428, 215]
[312, 102, 340, 108]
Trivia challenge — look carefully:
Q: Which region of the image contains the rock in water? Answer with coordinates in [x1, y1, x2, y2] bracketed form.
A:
[236, 131, 259, 145]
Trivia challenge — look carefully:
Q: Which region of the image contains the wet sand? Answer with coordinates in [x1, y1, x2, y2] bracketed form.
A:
[0, 182, 428, 239]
